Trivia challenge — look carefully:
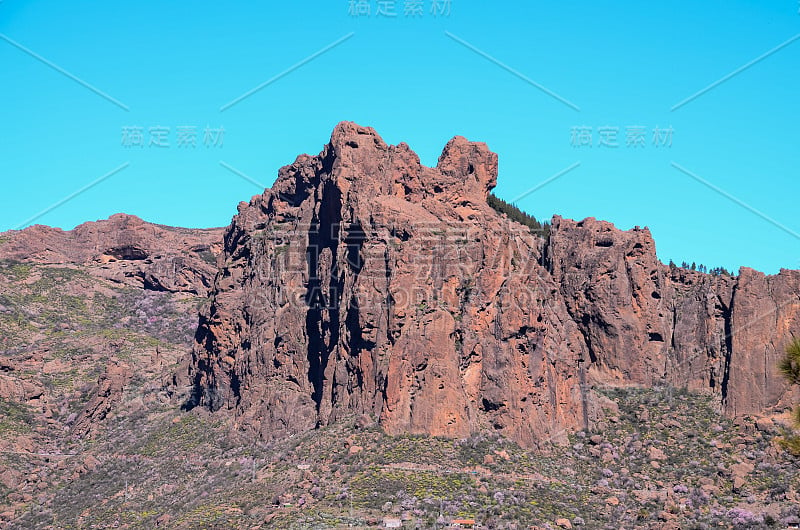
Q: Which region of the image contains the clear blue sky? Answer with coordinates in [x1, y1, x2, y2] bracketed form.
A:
[1, 1, 799, 274]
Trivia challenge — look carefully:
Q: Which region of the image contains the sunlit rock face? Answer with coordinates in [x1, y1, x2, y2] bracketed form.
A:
[186, 121, 800, 448]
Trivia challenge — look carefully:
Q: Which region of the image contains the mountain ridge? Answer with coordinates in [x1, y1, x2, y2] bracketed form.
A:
[176, 121, 800, 448]
[2, 122, 798, 449]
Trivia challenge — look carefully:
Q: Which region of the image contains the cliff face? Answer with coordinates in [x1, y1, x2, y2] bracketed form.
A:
[181, 122, 800, 447]
[545, 216, 800, 417]
[545, 216, 734, 393]
[725, 268, 800, 415]
[187, 122, 594, 447]
[1, 123, 796, 450]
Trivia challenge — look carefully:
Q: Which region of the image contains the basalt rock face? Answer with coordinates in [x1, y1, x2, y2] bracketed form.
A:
[545, 216, 800, 416]
[187, 122, 595, 448]
[186, 121, 800, 448]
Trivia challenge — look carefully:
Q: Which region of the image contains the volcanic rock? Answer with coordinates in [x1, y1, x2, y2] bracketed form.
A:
[545, 216, 800, 416]
[186, 122, 595, 447]
[6, 121, 797, 452]
[185, 121, 800, 447]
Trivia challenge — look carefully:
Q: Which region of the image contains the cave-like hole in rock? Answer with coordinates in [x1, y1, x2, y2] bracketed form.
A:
[106, 245, 148, 260]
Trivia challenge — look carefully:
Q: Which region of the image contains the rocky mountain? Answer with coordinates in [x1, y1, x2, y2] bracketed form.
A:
[186, 122, 594, 448]
[0, 215, 225, 523]
[0, 214, 224, 432]
[1, 121, 800, 527]
[184, 121, 800, 449]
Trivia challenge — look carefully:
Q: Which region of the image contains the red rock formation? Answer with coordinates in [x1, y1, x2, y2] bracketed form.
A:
[187, 122, 800, 447]
[546, 216, 800, 416]
[71, 361, 132, 437]
[725, 267, 800, 415]
[187, 122, 594, 447]
[6, 122, 796, 449]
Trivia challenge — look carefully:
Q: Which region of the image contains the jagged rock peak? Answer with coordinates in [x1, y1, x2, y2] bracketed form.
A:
[268, 121, 497, 209]
[187, 121, 594, 448]
[186, 121, 800, 450]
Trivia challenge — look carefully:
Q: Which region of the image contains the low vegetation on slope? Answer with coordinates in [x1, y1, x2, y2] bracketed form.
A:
[0, 259, 203, 524]
[2, 249, 800, 529]
[9, 385, 800, 529]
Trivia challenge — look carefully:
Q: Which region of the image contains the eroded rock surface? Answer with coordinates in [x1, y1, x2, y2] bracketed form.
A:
[546, 216, 800, 416]
[187, 122, 594, 447]
[186, 122, 800, 447]
[4, 122, 797, 452]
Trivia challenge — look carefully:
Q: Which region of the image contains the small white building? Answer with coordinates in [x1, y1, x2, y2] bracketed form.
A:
[383, 517, 402, 528]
